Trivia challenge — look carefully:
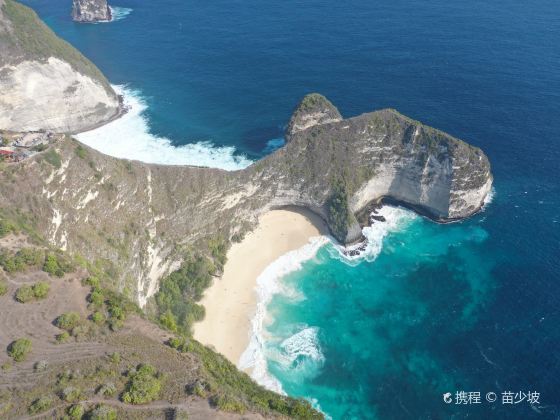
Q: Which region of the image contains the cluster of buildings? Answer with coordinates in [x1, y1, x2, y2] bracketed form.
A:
[0, 131, 56, 163]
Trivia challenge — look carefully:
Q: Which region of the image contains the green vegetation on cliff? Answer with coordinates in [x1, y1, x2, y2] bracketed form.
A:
[153, 254, 214, 335]
[0, 0, 113, 92]
[327, 177, 351, 240]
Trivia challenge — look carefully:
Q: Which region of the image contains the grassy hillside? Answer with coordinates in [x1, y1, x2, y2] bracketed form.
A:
[0, 0, 114, 93]
[0, 222, 322, 419]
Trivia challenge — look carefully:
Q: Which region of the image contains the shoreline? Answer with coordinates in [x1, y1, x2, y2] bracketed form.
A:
[193, 208, 329, 367]
[70, 93, 129, 135]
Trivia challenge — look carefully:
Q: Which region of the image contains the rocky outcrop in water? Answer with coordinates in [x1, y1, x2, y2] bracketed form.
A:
[72, 0, 111, 22]
[0, 0, 120, 133]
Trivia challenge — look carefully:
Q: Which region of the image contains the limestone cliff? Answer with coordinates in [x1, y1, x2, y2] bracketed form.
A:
[0, 96, 492, 306]
[72, 0, 111, 23]
[0, 0, 120, 133]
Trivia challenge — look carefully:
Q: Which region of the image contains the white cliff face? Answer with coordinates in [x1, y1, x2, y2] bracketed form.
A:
[72, 0, 111, 22]
[0, 57, 119, 133]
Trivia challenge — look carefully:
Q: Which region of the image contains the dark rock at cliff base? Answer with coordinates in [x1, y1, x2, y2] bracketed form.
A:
[72, 0, 111, 22]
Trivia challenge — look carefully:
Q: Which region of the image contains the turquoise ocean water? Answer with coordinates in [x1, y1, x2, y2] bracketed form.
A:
[21, 0, 560, 418]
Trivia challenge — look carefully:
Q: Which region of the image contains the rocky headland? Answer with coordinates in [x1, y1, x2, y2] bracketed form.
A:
[0, 1, 493, 417]
[0, 0, 492, 304]
[72, 0, 111, 23]
[0, 95, 492, 307]
[0, 0, 121, 133]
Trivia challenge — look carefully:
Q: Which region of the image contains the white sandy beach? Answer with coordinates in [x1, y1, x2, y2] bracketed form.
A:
[193, 208, 328, 366]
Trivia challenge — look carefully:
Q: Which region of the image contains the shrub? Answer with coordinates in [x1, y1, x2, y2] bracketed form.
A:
[15, 281, 50, 303]
[17, 248, 44, 266]
[55, 312, 81, 330]
[208, 236, 227, 271]
[83, 276, 100, 288]
[0, 219, 15, 237]
[43, 253, 69, 277]
[7, 338, 32, 362]
[121, 364, 162, 404]
[211, 394, 247, 414]
[15, 285, 34, 303]
[159, 310, 178, 332]
[108, 318, 124, 332]
[61, 386, 82, 403]
[34, 360, 48, 372]
[97, 382, 117, 397]
[168, 336, 192, 353]
[75, 145, 87, 159]
[91, 311, 105, 325]
[71, 323, 89, 339]
[67, 404, 85, 419]
[0, 248, 43, 273]
[56, 331, 70, 343]
[43, 148, 61, 168]
[88, 290, 104, 307]
[0, 281, 7, 296]
[186, 380, 208, 398]
[32, 281, 50, 299]
[28, 396, 52, 414]
[109, 352, 121, 364]
[88, 404, 116, 420]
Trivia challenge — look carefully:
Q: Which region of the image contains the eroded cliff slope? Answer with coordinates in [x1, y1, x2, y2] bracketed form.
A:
[0, 95, 492, 307]
[0, 0, 120, 133]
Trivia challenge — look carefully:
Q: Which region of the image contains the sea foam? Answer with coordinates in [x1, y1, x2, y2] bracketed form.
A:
[109, 6, 133, 22]
[240, 206, 416, 394]
[238, 236, 329, 394]
[332, 205, 417, 264]
[76, 85, 252, 170]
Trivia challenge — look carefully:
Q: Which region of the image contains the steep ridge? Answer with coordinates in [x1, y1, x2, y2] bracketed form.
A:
[0, 0, 491, 307]
[0, 0, 120, 133]
[0, 98, 492, 306]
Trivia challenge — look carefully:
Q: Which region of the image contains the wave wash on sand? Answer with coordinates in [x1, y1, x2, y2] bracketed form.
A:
[76, 85, 252, 170]
[239, 206, 417, 395]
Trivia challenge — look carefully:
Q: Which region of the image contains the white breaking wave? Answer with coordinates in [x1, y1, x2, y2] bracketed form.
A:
[271, 326, 325, 376]
[239, 206, 415, 395]
[332, 205, 417, 264]
[76, 85, 252, 170]
[238, 236, 329, 394]
[482, 186, 496, 209]
[110, 6, 133, 21]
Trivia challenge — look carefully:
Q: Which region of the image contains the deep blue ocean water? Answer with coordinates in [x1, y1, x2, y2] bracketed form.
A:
[21, 0, 560, 418]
